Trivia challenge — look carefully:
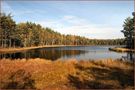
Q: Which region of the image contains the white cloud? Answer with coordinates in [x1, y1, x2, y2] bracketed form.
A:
[62, 15, 88, 25]
[35, 15, 124, 39]
[1, 1, 13, 14]
[0, 1, 128, 39]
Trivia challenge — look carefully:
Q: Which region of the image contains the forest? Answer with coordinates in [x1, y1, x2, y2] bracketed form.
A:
[0, 13, 124, 48]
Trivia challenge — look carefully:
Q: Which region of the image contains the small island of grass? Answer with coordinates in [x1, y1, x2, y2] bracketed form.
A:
[109, 47, 135, 52]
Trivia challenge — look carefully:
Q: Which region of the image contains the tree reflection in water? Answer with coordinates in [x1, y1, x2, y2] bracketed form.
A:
[121, 52, 135, 61]
[0, 46, 134, 61]
[0, 49, 87, 60]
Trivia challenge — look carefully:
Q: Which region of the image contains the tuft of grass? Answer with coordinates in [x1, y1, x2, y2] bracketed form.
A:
[0, 58, 134, 89]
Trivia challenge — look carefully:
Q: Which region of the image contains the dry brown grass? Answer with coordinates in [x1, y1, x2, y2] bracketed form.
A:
[0, 58, 134, 89]
[109, 47, 135, 52]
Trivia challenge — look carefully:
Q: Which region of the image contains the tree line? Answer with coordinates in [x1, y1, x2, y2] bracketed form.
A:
[121, 12, 134, 49]
[0, 13, 124, 48]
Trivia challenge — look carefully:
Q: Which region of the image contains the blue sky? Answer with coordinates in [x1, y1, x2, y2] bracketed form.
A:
[1, 0, 134, 39]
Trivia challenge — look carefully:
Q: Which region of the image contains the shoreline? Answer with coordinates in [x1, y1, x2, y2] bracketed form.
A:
[0, 45, 69, 53]
[0, 45, 90, 53]
[109, 47, 135, 52]
[0, 45, 133, 53]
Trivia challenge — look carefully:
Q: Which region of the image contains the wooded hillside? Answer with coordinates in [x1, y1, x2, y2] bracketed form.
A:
[0, 13, 124, 48]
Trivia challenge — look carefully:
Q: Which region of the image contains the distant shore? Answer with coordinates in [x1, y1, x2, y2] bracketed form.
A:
[109, 47, 135, 52]
[0, 45, 63, 53]
[0, 45, 88, 53]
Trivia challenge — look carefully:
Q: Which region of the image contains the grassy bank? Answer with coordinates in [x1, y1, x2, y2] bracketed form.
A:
[0, 58, 134, 89]
[109, 47, 135, 52]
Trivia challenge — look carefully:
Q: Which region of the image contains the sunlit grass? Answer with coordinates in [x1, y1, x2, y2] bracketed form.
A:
[109, 47, 135, 52]
[0, 58, 134, 89]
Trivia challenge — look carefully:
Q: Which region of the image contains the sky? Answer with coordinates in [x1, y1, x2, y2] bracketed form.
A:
[1, 0, 134, 39]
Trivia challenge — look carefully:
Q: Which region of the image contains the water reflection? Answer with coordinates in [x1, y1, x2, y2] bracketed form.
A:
[0, 49, 87, 60]
[121, 52, 135, 61]
[0, 46, 134, 61]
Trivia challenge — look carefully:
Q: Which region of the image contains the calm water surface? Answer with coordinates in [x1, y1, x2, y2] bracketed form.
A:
[0, 46, 134, 61]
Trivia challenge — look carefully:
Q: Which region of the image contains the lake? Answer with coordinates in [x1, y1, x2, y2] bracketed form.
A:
[0, 46, 134, 61]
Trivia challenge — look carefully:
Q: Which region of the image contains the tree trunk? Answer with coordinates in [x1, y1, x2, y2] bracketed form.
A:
[14, 40, 15, 48]
[4, 31, 6, 48]
[1, 32, 3, 48]
[9, 38, 11, 48]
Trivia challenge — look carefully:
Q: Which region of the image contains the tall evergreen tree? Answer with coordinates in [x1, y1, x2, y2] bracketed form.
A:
[121, 13, 134, 49]
[0, 13, 16, 48]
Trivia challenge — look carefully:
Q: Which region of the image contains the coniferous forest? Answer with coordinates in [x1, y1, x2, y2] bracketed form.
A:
[0, 13, 124, 48]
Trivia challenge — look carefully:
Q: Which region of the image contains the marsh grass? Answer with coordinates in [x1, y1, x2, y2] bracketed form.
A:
[109, 47, 135, 52]
[0, 58, 134, 89]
